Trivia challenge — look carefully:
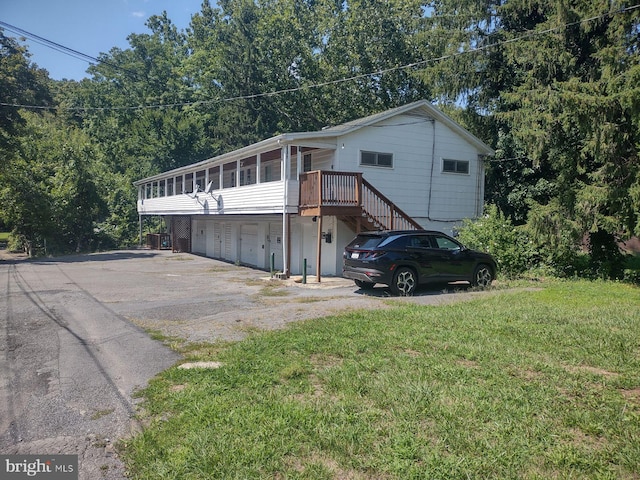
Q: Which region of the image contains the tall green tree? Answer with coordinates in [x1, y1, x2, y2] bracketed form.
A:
[65, 13, 215, 246]
[0, 30, 51, 163]
[316, 0, 431, 125]
[0, 31, 53, 239]
[419, 0, 639, 266]
[496, 1, 640, 253]
[79, 12, 212, 175]
[187, 0, 302, 148]
[0, 112, 105, 255]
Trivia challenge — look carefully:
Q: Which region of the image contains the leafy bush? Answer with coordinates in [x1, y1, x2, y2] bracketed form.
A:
[457, 204, 535, 278]
[586, 230, 626, 280]
[624, 268, 640, 285]
[459, 205, 637, 281]
[623, 255, 640, 285]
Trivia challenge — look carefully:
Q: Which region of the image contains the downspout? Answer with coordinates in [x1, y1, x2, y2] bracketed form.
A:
[282, 144, 290, 277]
[138, 185, 143, 246]
[316, 214, 322, 283]
[426, 118, 436, 222]
[476, 155, 485, 217]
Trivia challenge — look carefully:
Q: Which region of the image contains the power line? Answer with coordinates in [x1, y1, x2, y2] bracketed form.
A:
[0, 20, 145, 81]
[1, 3, 638, 112]
[0, 20, 102, 65]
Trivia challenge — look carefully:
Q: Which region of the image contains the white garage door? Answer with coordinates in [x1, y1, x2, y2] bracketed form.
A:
[240, 224, 258, 267]
[213, 222, 222, 258]
[205, 221, 215, 258]
[224, 224, 233, 260]
[192, 220, 206, 255]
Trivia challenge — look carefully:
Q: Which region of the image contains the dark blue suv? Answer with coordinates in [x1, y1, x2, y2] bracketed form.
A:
[343, 230, 497, 295]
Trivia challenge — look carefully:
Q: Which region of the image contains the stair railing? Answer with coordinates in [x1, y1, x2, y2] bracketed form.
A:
[360, 177, 422, 230]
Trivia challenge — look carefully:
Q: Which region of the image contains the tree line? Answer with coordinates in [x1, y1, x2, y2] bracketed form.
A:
[1, 0, 638, 277]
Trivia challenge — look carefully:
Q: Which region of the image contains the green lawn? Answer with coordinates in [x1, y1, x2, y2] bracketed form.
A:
[125, 280, 640, 479]
[0, 232, 9, 243]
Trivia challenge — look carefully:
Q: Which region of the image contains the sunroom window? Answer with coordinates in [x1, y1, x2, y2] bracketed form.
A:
[184, 173, 194, 193]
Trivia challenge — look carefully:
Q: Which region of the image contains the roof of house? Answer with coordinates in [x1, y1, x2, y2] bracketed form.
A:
[135, 100, 494, 185]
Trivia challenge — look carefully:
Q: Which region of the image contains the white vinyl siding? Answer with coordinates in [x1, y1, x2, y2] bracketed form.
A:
[137, 181, 297, 216]
[335, 113, 481, 223]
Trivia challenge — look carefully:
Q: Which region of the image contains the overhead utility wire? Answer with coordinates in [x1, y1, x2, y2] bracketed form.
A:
[0, 20, 145, 81]
[0, 20, 101, 65]
[1, 3, 639, 112]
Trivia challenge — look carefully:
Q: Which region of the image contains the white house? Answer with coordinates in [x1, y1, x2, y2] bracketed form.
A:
[134, 100, 494, 278]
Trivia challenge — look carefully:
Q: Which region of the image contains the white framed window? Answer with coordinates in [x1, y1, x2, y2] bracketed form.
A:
[184, 172, 194, 193]
[442, 159, 469, 174]
[360, 150, 393, 168]
[240, 168, 253, 186]
[195, 170, 206, 190]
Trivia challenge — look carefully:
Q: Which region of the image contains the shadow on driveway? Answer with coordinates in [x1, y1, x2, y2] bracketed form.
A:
[352, 282, 475, 298]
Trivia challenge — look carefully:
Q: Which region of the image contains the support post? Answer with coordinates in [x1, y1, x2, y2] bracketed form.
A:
[286, 213, 292, 278]
[270, 252, 275, 277]
[303, 258, 307, 284]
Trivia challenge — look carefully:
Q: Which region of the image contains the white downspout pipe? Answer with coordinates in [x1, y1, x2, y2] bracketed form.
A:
[282, 144, 290, 276]
[476, 155, 485, 217]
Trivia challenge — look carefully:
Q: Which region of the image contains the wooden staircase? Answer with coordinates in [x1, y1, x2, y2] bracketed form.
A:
[298, 171, 422, 232]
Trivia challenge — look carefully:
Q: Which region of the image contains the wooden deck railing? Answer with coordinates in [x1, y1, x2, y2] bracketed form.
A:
[299, 170, 361, 208]
[299, 170, 421, 231]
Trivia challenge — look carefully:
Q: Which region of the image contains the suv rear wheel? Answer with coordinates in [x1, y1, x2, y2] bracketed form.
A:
[391, 267, 417, 296]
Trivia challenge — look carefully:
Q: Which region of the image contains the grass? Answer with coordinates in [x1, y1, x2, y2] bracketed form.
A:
[91, 409, 115, 421]
[124, 279, 640, 479]
[0, 232, 9, 243]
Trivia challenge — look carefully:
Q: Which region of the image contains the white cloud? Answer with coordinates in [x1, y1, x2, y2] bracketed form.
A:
[131, 11, 146, 18]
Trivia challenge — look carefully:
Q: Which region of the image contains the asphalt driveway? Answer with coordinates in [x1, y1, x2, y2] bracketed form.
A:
[0, 249, 491, 479]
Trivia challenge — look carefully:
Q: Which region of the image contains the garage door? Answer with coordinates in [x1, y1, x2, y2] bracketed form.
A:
[240, 224, 258, 267]
[213, 222, 222, 258]
[224, 224, 233, 260]
[205, 221, 215, 258]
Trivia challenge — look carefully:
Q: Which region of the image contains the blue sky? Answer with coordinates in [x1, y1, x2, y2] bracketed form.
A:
[1, 0, 207, 81]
